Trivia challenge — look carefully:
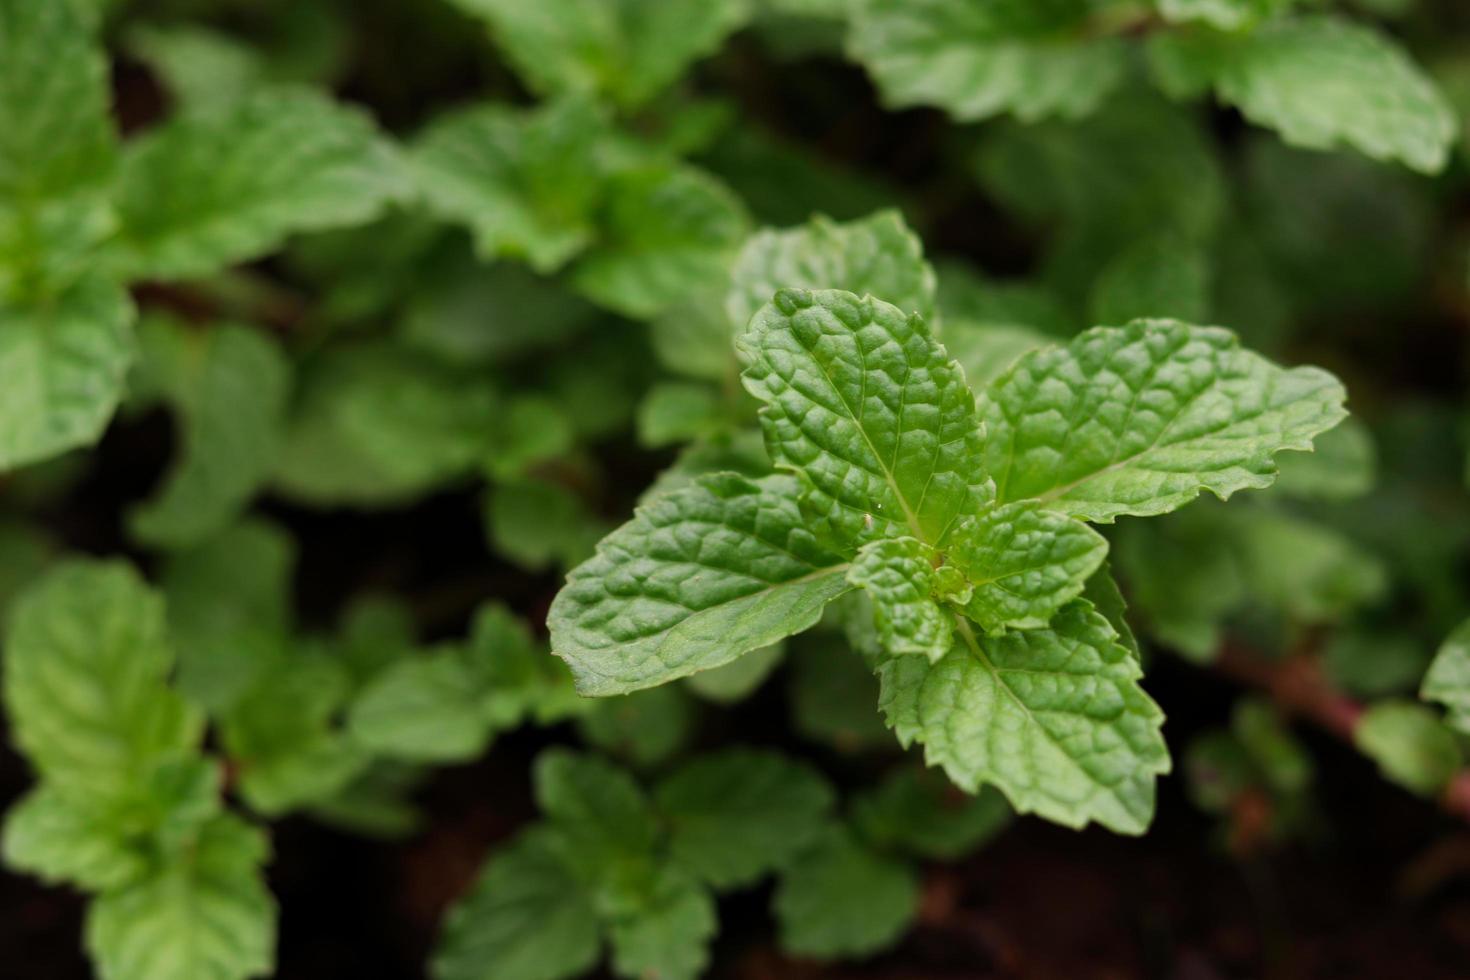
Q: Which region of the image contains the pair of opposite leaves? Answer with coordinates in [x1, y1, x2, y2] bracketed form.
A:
[549, 287, 1346, 833]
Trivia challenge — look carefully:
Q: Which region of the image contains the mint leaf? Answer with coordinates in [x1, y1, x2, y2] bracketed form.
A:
[980, 319, 1347, 522]
[1422, 619, 1470, 735]
[162, 519, 294, 713]
[85, 813, 275, 980]
[127, 24, 268, 116]
[725, 210, 937, 330]
[946, 501, 1108, 633]
[3, 785, 149, 891]
[534, 750, 658, 874]
[1354, 701, 1462, 796]
[847, 0, 1127, 123]
[684, 642, 783, 703]
[3, 561, 201, 801]
[273, 343, 497, 507]
[432, 829, 601, 980]
[635, 381, 724, 448]
[572, 163, 748, 319]
[129, 322, 291, 549]
[1088, 234, 1211, 326]
[1208, 16, 1456, 174]
[411, 98, 608, 273]
[1155, 0, 1294, 30]
[0, 0, 117, 204]
[485, 478, 606, 573]
[549, 472, 850, 696]
[1273, 416, 1375, 501]
[738, 288, 990, 547]
[879, 601, 1169, 833]
[606, 865, 715, 980]
[851, 768, 1011, 860]
[773, 825, 918, 958]
[847, 537, 959, 662]
[654, 748, 834, 889]
[0, 277, 133, 473]
[449, 0, 751, 108]
[115, 88, 404, 280]
[576, 686, 694, 769]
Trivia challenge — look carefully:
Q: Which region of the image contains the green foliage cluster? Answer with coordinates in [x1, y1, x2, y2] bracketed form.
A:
[2, 0, 1470, 977]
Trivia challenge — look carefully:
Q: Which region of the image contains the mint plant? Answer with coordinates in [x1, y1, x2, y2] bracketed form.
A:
[3, 0, 1470, 977]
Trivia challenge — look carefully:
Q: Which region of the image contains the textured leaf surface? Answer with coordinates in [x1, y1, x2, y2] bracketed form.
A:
[572, 163, 748, 319]
[85, 814, 274, 980]
[980, 319, 1347, 522]
[655, 748, 834, 889]
[773, 826, 918, 958]
[432, 829, 600, 980]
[0, 277, 135, 471]
[130, 322, 291, 549]
[847, 537, 957, 661]
[946, 501, 1108, 633]
[115, 88, 404, 280]
[450, 0, 750, 108]
[879, 602, 1169, 833]
[3, 562, 200, 800]
[1214, 16, 1456, 174]
[847, 0, 1126, 123]
[412, 98, 607, 272]
[726, 210, 936, 329]
[739, 288, 990, 546]
[549, 472, 849, 696]
[1422, 619, 1470, 735]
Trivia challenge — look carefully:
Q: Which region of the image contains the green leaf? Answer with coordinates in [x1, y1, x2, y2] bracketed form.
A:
[411, 98, 608, 273]
[534, 750, 659, 874]
[5, 757, 221, 892]
[684, 642, 783, 703]
[942, 321, 1051, 395]
[851, 767, 1012, 860]
[1208, 16, 1456, 174]
[449, 0, 751, 109]
[980, 318, 1348, 523]
[946, 500, 1108, 634]
[4, 785, 149, 891]
[1422, 618, 1470, 735]
[787, 633, 889, 751]
[576, 686, 695, 769]
[0, 277, 135, 471]
[1088, 234, 1211, 327]
[636, 381, 725, 448]
[1354, 701, 1462, 796]
[606, 865, 716, 980]
[725, 210, 937, 330]
[1273, 417, 1375, 501]
[773, 825, 918, 958]
[1155, 0, 1295, 30]
[129, 322, 292, 549]
[273, 343, 497, 507]
[879, 602, 1169, 834]
[432, 829, 601, 980]
[847, 0, 1127, 123]
[549, 472, 850, 696]
[485, 478, 605, 573]
[572, 163, 748, 319]
[655, 748, 834, 889]
[0, 0, 117, 204]
[221, 655, 365, 816]
[114, 87, 405, 280]
[738, 288, 991, 547]
[85, 813, 274, 980]
[3, 561, 201, 801]
[162, 519, 295, 712]
[847, 537, 958, 662]
[126, 24, 268, 116]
